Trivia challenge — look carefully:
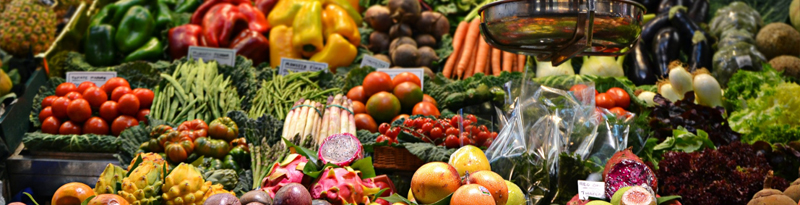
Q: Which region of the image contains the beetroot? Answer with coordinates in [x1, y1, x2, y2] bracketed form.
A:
[310, 167, 382, 205]
[261, 154, 311, 198]
[604, 159, 658, 199]
[319, 133, 363, 167]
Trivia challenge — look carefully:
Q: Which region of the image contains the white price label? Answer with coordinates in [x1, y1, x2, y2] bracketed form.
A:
[66, 72, 117, 87]
[188, 46, 236, 66]
[279, 58, 329, 75]
[360, 55, 391, 69]
[735, 55, 753, 68]
[577, 180, 606, 200]
[376, 68, 425, 90]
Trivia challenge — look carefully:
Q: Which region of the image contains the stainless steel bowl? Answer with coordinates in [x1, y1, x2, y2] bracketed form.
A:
[479, 0, 645, 65]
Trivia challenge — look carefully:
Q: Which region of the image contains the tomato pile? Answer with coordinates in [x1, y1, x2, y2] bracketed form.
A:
[375, 114, 499, 149]
[569, 84, 632, 117]
[350, 71, 440, 133]
[38, 77, 155, 136]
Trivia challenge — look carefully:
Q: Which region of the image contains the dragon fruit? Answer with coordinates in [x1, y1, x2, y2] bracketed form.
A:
[162, 163, 212, 205]
[261, 153, 311, 198]
[130, 152, 168, 170]
[604, 159, 657, 199]
[318, 133, 363, 167]
[202, 184, 234, 202]
[119, 162, 163, 205]
[603, 148, 643, 181]
[95, 164, 126, 194]
[310, 167, 382, 205]
[361, 175, 397, 197]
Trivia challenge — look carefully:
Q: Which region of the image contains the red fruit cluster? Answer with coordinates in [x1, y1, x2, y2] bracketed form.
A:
[375, 114, 498, 149]
[39, 78, 155, 136]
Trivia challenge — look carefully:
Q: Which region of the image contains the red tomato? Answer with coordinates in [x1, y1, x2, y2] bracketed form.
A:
[458, 132, 474, 146]
[76, 81, 96, 94]
[42, 96, 58, 107]
[595, 93, 616, 109]
[569, 84, 599, 101]
[99, 101, 120, 122]
[39, 107, 53, 123]
[137, 109, 150, 123]
[466, 114, 477, 123]
[421, 122, 434, 134]
[51, 97, 71, 119]
[605, 87, 631, 109]
[352, 101, 366, 114]
[362, 72, 394, 97]
[609, 107, 629, 118]
[102, 77, 131, 94]
[450, 115, 462, 127]
[110, 86, 132, 102]
[430, 127, 444, 141]
[83, 117, 109, 135]
[445, 134, 459, 148]
[117, 94, 140, 116]
[392, 72, 421, 87]
[422, 94, 437, 107]
[59, 121, 82, 135]
[445, 127, 459, 136]
[376, 135, 391, 144]
[475, 131, 491, 145]
[67, 99, 92, 123]
[347, 86, 366, 103]
[55, 83, 77, 96]
[391, 114, 409, 123]
[385, 127, 400, 139]
[64, 92, 83, 100]
[378, 123, 390, 134]
[82, 87, 108, 108]
[411, 102, 440, 117]
[354, 113, 378, 132]
[41, 116, 62, 134]
[132, 88, 154, 109]
[111, 115, 139, 136]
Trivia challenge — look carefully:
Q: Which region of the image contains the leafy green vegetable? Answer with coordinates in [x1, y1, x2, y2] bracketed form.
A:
[341, 66, 376, 91]
[56, 51, 167, 89]
[234, 169, 252, 197]
[424, 72, 522, 110]
[23, 132, 119, 153]
[226, 110, 284, 146]
[115, 116, 172, 165]
[637, 138, 662, 168]
[654, 127, 717, 153]
[724, 65, 785, 112]
[730, 82, 800, 144]
[217, 56, 262, 111]
[403, 142, 455, 163]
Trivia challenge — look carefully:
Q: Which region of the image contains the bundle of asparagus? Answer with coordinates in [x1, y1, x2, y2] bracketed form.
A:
[315, 94, 356, 146]
[281, 99, 323, 148]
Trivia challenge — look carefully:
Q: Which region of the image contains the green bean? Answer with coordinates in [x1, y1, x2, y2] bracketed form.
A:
[160, 74, 189, 102]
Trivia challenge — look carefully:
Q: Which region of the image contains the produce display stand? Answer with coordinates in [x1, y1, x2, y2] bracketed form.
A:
[0, 69, 47, 161]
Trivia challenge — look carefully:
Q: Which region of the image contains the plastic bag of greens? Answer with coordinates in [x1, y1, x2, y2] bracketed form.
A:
[717, 28, 756, 49]
[709, 2, 762, 37]
[712, 42, 767, 87]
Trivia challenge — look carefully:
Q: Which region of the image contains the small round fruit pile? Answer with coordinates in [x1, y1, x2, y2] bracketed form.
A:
[375, 114, 499, 149]
[570, 85, 632, 116]
[349, 71, 439, 132]
[38, 78, 154, 136]
[409, 146, 526, 205]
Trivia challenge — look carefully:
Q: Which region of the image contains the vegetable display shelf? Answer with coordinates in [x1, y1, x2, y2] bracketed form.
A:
[0, 69, 47, 161]
[7, 151, 119, 204]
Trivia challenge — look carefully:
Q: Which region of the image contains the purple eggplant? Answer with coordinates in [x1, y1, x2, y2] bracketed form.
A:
[640, 14, 670, 50]
[652, 27, 681, 78]
[658, 0, 691, 14]
[636, 0, 661, 14]
[688, 0, 708, 24]
[626, 40, 659, 85]
[668, 6, 715, 54]
[688, 34, 712, 71]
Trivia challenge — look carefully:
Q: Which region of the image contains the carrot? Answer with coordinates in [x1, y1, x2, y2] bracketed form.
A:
[443, 21, 469, 78]
[483, 54, 491, 75]
[464, 47, 478, 78]
[491, 48, 502, 76]
[502, 52, 515, 72]
[456, 18, 481, 79]
[474, 38, 491, 75]
[517, 54, 526, 72]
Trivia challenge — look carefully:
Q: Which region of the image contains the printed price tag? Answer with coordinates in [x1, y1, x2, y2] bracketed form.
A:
[376, 68, 425, 90]
[188, 46, 236, 66]
[735, 55, 753, 68]
[360, 55, 391, 69]
[279, 58, 329, 75]
[577, 180, 606, 200]
[66, 72, 117, 87]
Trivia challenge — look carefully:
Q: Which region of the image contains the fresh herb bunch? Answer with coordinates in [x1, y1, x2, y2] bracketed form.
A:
[649, 92, 741, 146]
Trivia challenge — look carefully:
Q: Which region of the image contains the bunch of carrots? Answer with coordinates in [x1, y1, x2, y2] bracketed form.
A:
[443, 18, 526, 79]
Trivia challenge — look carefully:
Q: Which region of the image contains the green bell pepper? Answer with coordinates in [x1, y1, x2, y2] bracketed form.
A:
[194, 137, 230, 159]
[228, 146, 249, 169]
[115, 6, 155, 53]
[222, 155, 241, 171]
[123, 37, 163, 62]
[89, 5, 117, 28]
[111, 0, 151, 25]
[84, 24, 117, 66]
[174, 0, 201, 13]
[155, 0, 173, 29]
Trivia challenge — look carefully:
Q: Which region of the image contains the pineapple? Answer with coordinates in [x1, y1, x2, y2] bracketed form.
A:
[119, 163, 163, 205]
[0, 0, 57, 56]
[162, 164, 212, 205]
[95, 164, 127, 194]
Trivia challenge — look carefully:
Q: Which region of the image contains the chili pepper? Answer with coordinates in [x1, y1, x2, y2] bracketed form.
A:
[155, 0, 174, 29]
[228, 146, 249, 169]
[652, 27, 680, 77]
[269, 25, 302, 64]
[84, 24, 117, 66]
[111, 0, 151, 25]
[115, 6, 155, 53]
[267, 0, 306, 27]
[178, 119, 209, 140]
[293, 0, 324, 57]
[167, 24, 205, 59]
[237, 3, 270, 34]
[323, 0, 362, 25]
[208, 117, 240, 142]
[222, 154, 241, 170]
[309, 33, 357, 73]
[123, 37, 163, 63]
[190, 0, 250, 25]
[321, 4, 360, 46]
[175, 0, 202, 13]
[194, 137, 231, 159]
[89, 5, 117, 28]
[230, 29, 270, 66]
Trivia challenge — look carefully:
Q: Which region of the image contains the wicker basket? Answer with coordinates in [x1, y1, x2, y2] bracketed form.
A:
[373, 146, 425, 171]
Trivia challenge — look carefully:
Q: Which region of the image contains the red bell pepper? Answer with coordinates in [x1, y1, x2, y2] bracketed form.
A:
[238, 3, 270, 34]
[201, 3, 246, 48]
[230, 29, 270, 65]
[190, 0, 251, 25]
[167, 24, 205, 59]
[255, 0, 278, 15]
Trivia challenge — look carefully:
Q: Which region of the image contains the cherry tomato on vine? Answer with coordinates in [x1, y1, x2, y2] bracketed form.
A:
[445, 135, 460, 148]
[430, 127, 444, 141]
[421, 122, 434, 134]
[378, 123, 390, 134]
[385, 127, 400, 139]
[445, 127, 459, 136]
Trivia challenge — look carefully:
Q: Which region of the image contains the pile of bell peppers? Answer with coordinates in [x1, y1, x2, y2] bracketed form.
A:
[85, 0, 197, 66]
[168, 0, 271, 65]
[268, 0, 362, 72]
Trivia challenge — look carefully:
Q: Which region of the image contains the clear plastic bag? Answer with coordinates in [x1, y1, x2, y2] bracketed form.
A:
[484, 79, 641, 205]
[717, 28, 755, 49]
[709, 2, 762, 37]
[712, 42, 767, 87]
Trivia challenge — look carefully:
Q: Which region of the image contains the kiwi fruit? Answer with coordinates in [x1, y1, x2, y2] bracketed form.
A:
[415, 34, 437, 48]
[417, 46, 439, 68]
[368, 32, 391, 53]
[365, 5, 392, 32]
[392, 44, 420, 67]
[755, 23, 800, 60]
[390, 23, 413, 39]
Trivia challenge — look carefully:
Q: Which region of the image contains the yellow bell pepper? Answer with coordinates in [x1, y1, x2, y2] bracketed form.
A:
[323, 0, 362, 25]
[292, 0, 324, 57]
[310, 33, 357, 73]
[269, 25, 302, 65]
[267, 0, 306, 27]
[321, 4, 360, 46]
